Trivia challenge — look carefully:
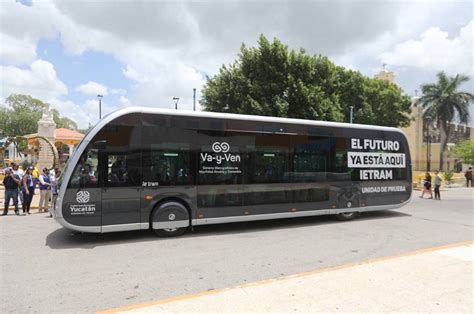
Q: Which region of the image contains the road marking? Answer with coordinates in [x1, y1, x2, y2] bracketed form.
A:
[97, 240, 474, 313]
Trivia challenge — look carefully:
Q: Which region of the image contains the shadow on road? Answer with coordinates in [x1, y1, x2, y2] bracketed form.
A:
[45, 210, 410, 249]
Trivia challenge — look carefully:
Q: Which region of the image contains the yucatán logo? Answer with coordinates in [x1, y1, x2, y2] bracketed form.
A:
[76, 191, 90, 203]
[201, 142, 241, 164]
[70, 191, 96, 215]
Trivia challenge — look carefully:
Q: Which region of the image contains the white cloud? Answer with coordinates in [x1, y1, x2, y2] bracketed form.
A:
[0, 59, 67, 101]
[380, 20, 474, 76]
[110, 88, 127, 95]
[76, 81, 108, 96]
[1, 0, 472, 125]
[119, 95, 131, 107]
[0, 33, 37, 64]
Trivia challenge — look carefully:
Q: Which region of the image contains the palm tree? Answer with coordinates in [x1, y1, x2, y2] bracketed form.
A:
[417, 72, 473, 170]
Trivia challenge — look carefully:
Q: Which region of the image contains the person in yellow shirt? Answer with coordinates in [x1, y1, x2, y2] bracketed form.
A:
[32, 165, 39, 180]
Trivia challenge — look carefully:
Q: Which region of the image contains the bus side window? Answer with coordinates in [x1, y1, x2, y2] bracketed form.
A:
[105, 153, 141, 187]
[143, 150, 193, 186]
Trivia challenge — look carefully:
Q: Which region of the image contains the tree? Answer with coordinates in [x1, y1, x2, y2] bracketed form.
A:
[201, 35, 412, 127]
[0, 94, 78, 138]
[359, 78, 412, 127]
[453, 140, 474, 165]
[417, 72, 473, 170]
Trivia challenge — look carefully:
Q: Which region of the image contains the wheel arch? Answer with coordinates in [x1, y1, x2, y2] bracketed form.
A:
[148, 196, 193, 228]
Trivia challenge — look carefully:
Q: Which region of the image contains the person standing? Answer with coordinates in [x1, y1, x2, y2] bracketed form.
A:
[38, 168, 51, 213]
[420, 172, 433, 199]
[2, 168, 21, 215]
[49, 168, 61, 217]
[32, 164, 40, 185]
[12, 163, 24, 209]
[21, 166, 36, 215]
[434, 170, 442, 200]
[465, 167, 473, 187]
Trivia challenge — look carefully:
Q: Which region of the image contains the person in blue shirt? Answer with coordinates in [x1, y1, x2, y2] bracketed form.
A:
[21, 166, 36, 215]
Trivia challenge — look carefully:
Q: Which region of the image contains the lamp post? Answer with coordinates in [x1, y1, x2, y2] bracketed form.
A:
[349, 106, 354, 123]
[424, 116, 431, 171]
[193, 88, 196, 111]
[97, 94, 103, 119]
[172, 97, 180, 110]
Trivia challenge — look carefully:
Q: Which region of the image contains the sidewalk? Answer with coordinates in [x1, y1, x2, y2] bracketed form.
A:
[100, 241, 474, 313]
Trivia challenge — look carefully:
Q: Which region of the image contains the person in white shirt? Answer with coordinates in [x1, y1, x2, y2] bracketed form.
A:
[12, 163, 25, 208]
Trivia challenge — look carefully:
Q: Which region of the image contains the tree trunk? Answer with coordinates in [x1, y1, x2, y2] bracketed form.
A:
[439, 121, 450, 171]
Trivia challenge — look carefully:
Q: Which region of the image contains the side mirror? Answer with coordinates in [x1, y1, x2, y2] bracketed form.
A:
[93, 140, 107, 149]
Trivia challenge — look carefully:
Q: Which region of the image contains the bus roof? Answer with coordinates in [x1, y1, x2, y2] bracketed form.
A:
[100, 106, 405, 134]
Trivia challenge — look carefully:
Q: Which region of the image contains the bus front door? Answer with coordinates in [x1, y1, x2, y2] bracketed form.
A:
[101, 153, 141, 228]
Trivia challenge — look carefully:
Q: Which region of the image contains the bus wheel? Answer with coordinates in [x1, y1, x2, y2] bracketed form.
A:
[336, 211, 359, 221]
[336, 195, 360, 221]
[151, 202, 189, 237]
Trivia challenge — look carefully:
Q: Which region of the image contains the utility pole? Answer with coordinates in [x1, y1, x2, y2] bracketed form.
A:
[349, 106, 354, 123]
[193, 88, 196, 111]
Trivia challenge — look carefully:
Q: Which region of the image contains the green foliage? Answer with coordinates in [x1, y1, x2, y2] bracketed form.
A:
[418, 72, 472, 125]
[417, 72, 473, 169]
[15, 138, 28, 152]
[0, 94, 78, 138]
[443, 170, 454, 184]
[453, 140, 474, 165]
[201, 35, 412, 127]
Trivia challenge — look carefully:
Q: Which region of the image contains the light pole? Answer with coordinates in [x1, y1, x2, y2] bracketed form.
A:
[173, 97, 180, 110]
[193, 88, 196, 111]
[424, 116, 431, 171]
[97, 94, 103, 119]
[349, 106, 354, 123]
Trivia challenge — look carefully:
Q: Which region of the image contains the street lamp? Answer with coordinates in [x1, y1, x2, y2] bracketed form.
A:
[173, 97, 180, 110]
[349, 106, 354, 124]
[424, 116, 432, 171]
[97, 94, 103, 119]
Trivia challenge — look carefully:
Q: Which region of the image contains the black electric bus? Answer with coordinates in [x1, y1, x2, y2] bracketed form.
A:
[54, 107, 412, 236]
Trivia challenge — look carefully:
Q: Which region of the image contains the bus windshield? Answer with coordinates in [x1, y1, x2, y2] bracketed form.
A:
[68, 148, 99, 188]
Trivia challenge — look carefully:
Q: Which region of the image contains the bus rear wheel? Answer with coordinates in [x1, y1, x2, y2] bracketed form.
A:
[336, 211, 359, 221]
[151, 202, 189, 237]
[336, 196, 360, 221]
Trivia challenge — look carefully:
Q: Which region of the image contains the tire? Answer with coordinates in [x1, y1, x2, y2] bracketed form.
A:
[151, 202, 189, 237]
[336, 197, 360, 221]
[336, 211, 359, 221]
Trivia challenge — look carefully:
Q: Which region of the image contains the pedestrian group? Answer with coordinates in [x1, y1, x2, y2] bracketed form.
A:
[2, 162, 61, 216]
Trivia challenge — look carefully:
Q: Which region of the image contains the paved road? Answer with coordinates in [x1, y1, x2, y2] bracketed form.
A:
[1, 189, 473, 312]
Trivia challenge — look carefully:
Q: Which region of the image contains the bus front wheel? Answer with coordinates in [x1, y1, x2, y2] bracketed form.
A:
[151, 202, 189, 237]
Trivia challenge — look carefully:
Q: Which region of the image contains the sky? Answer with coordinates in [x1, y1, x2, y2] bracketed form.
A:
[0, 0, 473, 129]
